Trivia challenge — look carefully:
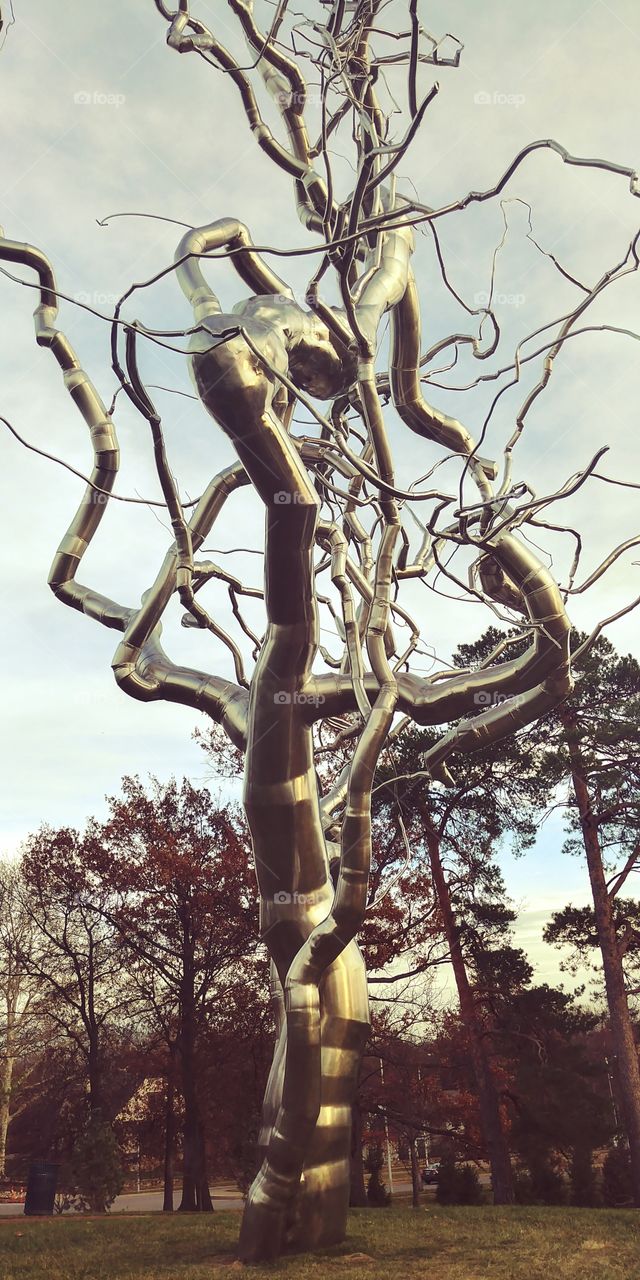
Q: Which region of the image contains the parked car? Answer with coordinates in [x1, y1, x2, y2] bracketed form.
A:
[421, 1163, 440, 1185]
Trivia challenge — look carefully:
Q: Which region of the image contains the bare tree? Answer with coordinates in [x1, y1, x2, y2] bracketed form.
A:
[0, 863, 39, 1179]
[18, 829, 130, 1122]
[1, 1, 639, 1260]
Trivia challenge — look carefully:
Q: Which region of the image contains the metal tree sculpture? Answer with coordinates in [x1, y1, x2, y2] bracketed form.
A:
[2, 0, 639, 1262]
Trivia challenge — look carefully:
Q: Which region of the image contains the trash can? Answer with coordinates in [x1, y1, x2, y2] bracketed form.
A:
[24, 1160, 58, 1215]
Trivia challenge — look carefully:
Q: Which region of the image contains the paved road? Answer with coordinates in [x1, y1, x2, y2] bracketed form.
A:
[0, 1187, 244, 1217]
[0, 1180, 424, 1217]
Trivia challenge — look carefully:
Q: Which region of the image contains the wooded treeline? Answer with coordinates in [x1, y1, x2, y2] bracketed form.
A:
[0, 630, 638, 1211]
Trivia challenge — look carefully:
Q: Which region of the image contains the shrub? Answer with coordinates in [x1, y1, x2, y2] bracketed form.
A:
[513, 1170, 536, 1204]
[69, 1116, 124, 1212]
[570, 1145, 599, 1207]
[601, 1145, 633, 1208]
[365, 1143, 391, 1207]
[435, 1150, 458, 1205]
[435, 1157, 455, 1203]
[229, 1125, 259, 1196]
[528, 1158, 567, 1205]
[436, 1154, 483, 1205]
[456, 1164, 483, 1205]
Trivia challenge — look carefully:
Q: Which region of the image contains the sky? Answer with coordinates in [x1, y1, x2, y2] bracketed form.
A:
[0, 0, 639, 995]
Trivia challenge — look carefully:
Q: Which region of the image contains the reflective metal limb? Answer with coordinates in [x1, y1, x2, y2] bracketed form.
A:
[173, 186, 574, 1255]
[185, 297, 371, 1257]
[0, 231, 249, 740]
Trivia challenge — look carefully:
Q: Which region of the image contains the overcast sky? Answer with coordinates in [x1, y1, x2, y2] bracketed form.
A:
[1, 0, 639, 992]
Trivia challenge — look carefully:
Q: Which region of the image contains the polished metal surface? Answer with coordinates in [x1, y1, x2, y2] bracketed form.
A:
[0, 208, 572, 1257]
[2, 0, 636, 1262]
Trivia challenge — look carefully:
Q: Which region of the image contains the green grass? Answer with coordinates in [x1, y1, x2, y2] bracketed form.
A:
[0, 1206, 639, 1280]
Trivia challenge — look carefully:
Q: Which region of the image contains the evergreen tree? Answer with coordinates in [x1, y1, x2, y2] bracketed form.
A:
[541, 634, 640, 1204]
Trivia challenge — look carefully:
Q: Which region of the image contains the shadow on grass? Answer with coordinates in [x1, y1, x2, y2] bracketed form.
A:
[1, 1206, 639, 1280]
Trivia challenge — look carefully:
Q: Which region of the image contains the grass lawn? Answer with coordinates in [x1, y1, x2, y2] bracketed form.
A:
[0, 1206, 639, 1280]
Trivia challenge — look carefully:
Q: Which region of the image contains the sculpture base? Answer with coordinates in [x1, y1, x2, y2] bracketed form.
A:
[237, 1179, 349, 1263]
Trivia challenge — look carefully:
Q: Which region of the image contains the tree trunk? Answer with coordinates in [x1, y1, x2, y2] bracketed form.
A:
[0, 986, 16, 1180]
[0, 1053, 14, 1179]
[233, 473, 373, 1260]
[87, 1031, 103, 1119]
[410, 1136, 422, 1208]
[189, 284, 387, 1261]
[241, 943, 369, 1256]
[421, 805, 514, 1204]
[561, 704, 640, 1206]
[349, 1094, 368, 1207]
[179, 1114, 213, 1212]
[177, 936, 212, 1213]
[163, 1058, 176, 1212]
